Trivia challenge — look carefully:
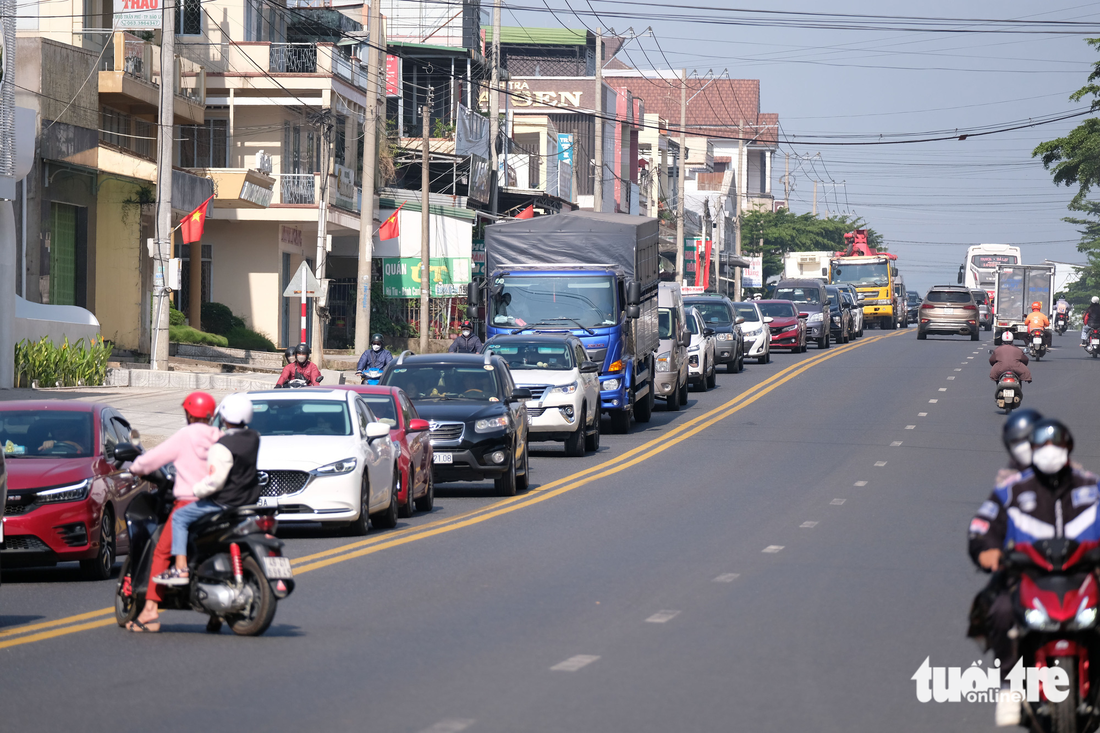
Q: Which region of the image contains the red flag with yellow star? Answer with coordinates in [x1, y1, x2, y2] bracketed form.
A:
[180, 195, 213, 244]
[379, 203, 404, 240]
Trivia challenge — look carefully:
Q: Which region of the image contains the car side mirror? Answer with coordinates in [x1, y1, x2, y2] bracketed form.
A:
[579, 361, 600, 374]
[626, 281, 642, 306]
[511, 388, 533, 401]
[703, 327, 716, 337]
[735, 316, 745, 325]
[112, 441, 142, 467]
[892, 266, 899, 277]
[763, 316, 774, 324]
[679, 331, 691, 348]
[407, 418, 430, 433]
[366, 422, 391, 441]
[797, 313, 809, 319]
[626, 304, 641, 319]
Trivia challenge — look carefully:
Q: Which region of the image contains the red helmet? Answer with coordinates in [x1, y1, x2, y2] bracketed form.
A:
[182, 391, 217, 420]
[1031, 301, 1042, 311]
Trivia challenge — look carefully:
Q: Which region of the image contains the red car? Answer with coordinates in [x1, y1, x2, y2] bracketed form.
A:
[758, 299, 808, 352]
[332, 385, 434, 517]
[1, 401, 150, 580]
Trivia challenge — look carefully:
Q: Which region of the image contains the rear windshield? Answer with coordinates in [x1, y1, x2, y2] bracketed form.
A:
[250, 400, 352, 436]
[688, 301, 733, 324]
[971, 291, 988, 303]
[758, 302, 797, 318]
[733, 303, 760, 321]
[775, 286, 821, 304]
[927, 290, 972, 304]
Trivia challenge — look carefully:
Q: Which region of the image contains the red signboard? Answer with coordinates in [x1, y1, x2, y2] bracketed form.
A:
[385, 55, 400, 97]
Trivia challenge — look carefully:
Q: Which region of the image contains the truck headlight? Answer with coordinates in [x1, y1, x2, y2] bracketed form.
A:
[602, 378, 621, 392]
[808, 312, 823, 323]
[552, 381, 579, 395]
[656, 351, 671, 372]
[475, 416, 510, 432]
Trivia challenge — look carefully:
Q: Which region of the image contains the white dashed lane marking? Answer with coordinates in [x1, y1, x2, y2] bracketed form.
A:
[939, 388, 948, 392]
[854, 480, 867, 486]
[947, 376, 955, 380]
[646, 610, 682, 624]
[929, 399, 938, 404]
[419, 720, 476, 733]
[875, 461, 888, 467]
[891, 441, 903, 446]
[955, 368, 962, 371]
[551, 655, 601, 672]
[800, 521, 818, 528]
[714, 573, 740, 583]
[905, 425, 916, 429]
[831, 499, 846, 505]
[967, 357, 975, 360]
[919, 412, 928, 416]
[762, 545, 785, 554]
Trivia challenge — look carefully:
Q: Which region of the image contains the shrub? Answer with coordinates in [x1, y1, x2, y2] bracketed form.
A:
[225, 327, 276, 352]
[169, 324, 228, 347]
[14, 335, 113, 388]
[169, 304, 185, 327]
[201, 302, 245, 336]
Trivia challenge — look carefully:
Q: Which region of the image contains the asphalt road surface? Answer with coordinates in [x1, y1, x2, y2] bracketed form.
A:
[4, 328, 1098, 732]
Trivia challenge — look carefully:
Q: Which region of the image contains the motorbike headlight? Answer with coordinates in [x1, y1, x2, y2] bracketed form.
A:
[552, 381, 579, 395]
[35, 479, 91, 504]
[475, 416, 510, 432]
[602, 378, 621, 392]
[808, 312, 824, 323]
[1076, 598, 1098, 628]
[312, 458, 358, 476]
[688, 345, 700, 353]
[1025, 599, 1058, 630]
[717, 332, 733, 341]
[656, 351, 671, 372]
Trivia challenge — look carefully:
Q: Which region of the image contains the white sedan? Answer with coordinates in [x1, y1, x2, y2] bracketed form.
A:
[686, 307, 718, 390]
[733, 301, 771, 364]
[246, 389, 399, 535]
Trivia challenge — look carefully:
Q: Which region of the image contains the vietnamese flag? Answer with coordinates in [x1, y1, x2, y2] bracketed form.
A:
[516, 205, 535, 219]
[180, 195, 213, 244]
[379, 203, 403, 240]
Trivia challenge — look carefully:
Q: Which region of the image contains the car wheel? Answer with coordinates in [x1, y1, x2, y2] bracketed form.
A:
[706, 360, 718, 387]
[971, 329, 980, 342]
[516, 442, 531, 491]
[564, 406, 586, 456]
[347, 475, 371, 536]
[371, 470, 400, 530]
[698, 360, 710, 392]
[679, 375, 690, 401]
[398, 469, 415, 518]
[666, 380, 681, 411]
[81, 507, 116, 581]
[917, 329, 927, 340]
[495, 450, 518, 496]
[585, 412, 601, 452]
[609, 409, 631, 433]
[818, 334, 829, 349]
[634, 382, 654, 424]
[414, 467, 434, 512]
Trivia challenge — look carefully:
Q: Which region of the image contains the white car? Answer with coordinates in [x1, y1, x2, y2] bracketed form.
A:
[686, 307, 717, 390]
[246, 389, 399, 535]
[484, 334, 601, 457]
[733, 301, 771, 364]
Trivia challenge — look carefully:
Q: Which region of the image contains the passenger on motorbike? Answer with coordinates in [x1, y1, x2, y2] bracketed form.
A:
[968, 419, 1100, 726]
[1023, 301, 1051, 348]
[283, 346, 295, 366]
[448, 321, 483, 354]
[154, 394, 262, 586]
[1056, 297, 1070, 316]
[1082, 296, 1100, 345]
[276, 344, 322, 388]
[126, 391, 223, 632]
[994, 408, 1042, 486]
[988, 332, 1032, 384]
[356, 333, 393, 379]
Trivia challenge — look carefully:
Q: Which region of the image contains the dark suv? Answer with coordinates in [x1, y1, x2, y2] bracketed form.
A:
[683, 294, 745, 372]
[381, 353, 532, 496]
[774, 279, 831, 349]
[825, 285, 854, 343]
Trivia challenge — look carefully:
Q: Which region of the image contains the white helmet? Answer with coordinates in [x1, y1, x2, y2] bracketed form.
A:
[219, 393, 253, 426]
[1002, 332, 1013, 344]
[1092, 296, 1099, 304]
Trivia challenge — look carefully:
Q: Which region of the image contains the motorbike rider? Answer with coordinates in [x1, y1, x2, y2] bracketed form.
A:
[995, 408, 1042, 486]
[988, 332, 1032, 384]
[1083, 296, 1100, 345]
[283, 345, 295, 366]
[155, 394, 262, 586]
[1022, 301, 1051, 348]
[449, 321, 483, 354]
[968, 419, 1100, 726]
[356, 333, 393, 378]
[276, 343, 322, 388]
[125, 392, 223, 632]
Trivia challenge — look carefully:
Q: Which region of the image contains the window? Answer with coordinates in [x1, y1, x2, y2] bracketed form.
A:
[176, 0, 201, 35]
[50, 203, 77, 306]
[179, 120, 228, 168]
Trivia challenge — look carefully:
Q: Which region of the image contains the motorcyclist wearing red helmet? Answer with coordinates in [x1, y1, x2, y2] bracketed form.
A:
[1023, 301, 1051, 349]
[125, 391, 223, 632]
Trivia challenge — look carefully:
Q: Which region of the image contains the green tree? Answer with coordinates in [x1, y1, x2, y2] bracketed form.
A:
[740, 209, 882, 284]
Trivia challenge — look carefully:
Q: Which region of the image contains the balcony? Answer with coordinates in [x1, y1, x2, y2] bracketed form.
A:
[227, 43, 370, 92]
[192, 168, 276, 209]
[269, 43, 317, 73]
[98, 32, 206, 125]
[280, 173, 317, 205]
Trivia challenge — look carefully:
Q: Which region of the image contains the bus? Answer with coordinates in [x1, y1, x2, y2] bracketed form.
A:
[958, 244, 1022, 300]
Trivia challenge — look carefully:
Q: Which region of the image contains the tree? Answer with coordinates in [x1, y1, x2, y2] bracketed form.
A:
[740, 208, 882, 284]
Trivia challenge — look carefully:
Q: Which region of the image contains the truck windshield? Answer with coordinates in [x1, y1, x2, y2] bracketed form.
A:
[491, 275, 617, 329]
[832, 262, 890, 286]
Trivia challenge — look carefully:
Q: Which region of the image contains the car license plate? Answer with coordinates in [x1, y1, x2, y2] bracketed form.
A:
[433, 452, 453, 464]
[1034, 337, 1043, 345]
[262, 556, 293, 579]
[258, 496, 277, 508]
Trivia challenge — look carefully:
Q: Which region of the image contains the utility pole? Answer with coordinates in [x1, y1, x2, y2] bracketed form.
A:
[702, 198, 712, 292]
[813, 180, 818, 217]
[489, 0, 501, 216]
[354, 0, 382, 356]
[675, 68, 686, 284]
[783, 152, 789, 201]
[419, 96, 432, 353]
[151, 2, 175, 370]
[594, 28, 603, 213]
[312, 111, 331, 363]
[734, 119, 743, 301]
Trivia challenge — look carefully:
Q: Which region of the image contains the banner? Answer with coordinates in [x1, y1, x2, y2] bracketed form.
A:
[744, 255, 763, 288]
[382, 257, 472, 298]
[385, 55, 401, 97]
[471, 239, 486, 279]
[468, 154, 490, 203]
[455, 104, 490, 159]
[114, 0, 162, 29]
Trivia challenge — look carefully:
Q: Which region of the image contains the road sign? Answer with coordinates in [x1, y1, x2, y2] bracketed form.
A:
[283, 261, 321, 298]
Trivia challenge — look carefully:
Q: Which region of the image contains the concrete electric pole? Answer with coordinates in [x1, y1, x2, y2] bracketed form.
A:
[354, 0, 382, 356]
[312, 111, 331, 363]
[734, 119, 743, 302]
[594, 28, 603, 213]
[419, 97, 431, 353]
[151, 2, 175, 370]
[489, 0, 501, 216]
[675, 68, 686, 284]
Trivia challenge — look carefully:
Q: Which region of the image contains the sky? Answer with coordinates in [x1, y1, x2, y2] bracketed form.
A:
[502, 0, 1100, 293]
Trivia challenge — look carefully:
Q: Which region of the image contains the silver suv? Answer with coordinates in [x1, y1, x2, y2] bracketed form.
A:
[917, 286, 980, 341]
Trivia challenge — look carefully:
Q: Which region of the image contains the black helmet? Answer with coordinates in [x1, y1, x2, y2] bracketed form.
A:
[284, 346, 295, 363]
[294, 343, 311, 358]
[1031, 418, 1074, 453]
[1003, 409, 1043, 449]
[461, 320, 473, 329]
[371, 333, 384, 345]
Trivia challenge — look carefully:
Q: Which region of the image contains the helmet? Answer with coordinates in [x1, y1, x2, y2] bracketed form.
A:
[1002, 332, 1013, 344]
[1031, 418, 1074, 453]
[371, 333, 384, 345]
[1031, 301, 1042, 311]
[182, 391, 217, 420]
[284, 346, 295, 363]
[1093, 296, 1099, 304]
[461, 321, 473, 329]
[219, 394, 253, 426]
[294, 343, 311, 358]
[1003, 408, 1043, 449]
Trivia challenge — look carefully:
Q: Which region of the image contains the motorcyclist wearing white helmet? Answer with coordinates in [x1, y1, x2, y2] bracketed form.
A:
[156, 394, 263, 585]
[1083, 296, 1100, 345]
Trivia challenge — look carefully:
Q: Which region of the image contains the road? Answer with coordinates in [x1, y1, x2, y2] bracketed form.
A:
[3, 328, 1097, 732]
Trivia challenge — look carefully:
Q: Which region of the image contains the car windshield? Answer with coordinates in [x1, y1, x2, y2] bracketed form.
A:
[831, 262, 890, 286]
[774, 287, 821, 304]
[688, 302, 733, 324]
[486, 343, 575, 370]
[758, 302, 797, 318]
[385, 365, 501, 401]
[0, 411, 94, 458]
[733, 303, 760, 321]
[927, 290, 972, 304]
[491, 275, 617, 329]
[356, 394, 397, 427]
[249, 400, 352, 436]
[658, 309, 675, 339]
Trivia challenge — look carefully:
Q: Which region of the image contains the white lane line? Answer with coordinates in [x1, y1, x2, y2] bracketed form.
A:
[419, 720, 476, 733]
[762, 545, 785, 553]
[551, 655, 601, 672]
[947, 376, 955, 380]
[831, 498, 846, 505]
[646, 610, 681, 624]
[929, 399, 938, 403]
[938, 388, 947, 392]
[891, 441, 903, 446]
[905, 425, 916, 430]
[854, 480, 868, 486]
[875, 461, 888, 467]
[714, 573, 741, 583]
[800, 521, 818, 528]
[955, 368, 962, 371]
[967, 357, 975, 359]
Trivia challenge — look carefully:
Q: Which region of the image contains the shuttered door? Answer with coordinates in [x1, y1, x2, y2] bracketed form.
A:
[49, 203, 77, 306]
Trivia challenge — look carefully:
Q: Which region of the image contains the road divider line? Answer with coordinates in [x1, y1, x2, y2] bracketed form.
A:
[0, 607, 114, 639]
[0, 617, 116, 650]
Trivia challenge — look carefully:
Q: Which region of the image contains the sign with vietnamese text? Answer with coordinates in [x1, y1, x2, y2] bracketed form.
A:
[744, 255, 763, 288]
[382, 257, 472, 298]
[114, 0, 162, 29]
[471, 239, 486, 279]
[385, 55, 400, 97]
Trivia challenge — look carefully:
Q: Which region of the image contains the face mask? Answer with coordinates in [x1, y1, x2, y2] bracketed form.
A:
[296, 355, 307, 364]
[1033, 444, 1069, 475]
[1010, 441, 1032, 467]
[462, 330, 471, 337]
[372, 344, 381, 352]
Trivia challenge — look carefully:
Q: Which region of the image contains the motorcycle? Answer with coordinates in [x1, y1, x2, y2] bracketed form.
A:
[358, 368, 383, 386]
[1055, 312, 1069, 336]
[1030, 329, 1048, 361]
[280, 374, 323, 389]
[1003, 538, 1100, 733]
[111, 442, 294, 636]
[997, 371, 1023, 414]
[1086, 327, 1100, 358]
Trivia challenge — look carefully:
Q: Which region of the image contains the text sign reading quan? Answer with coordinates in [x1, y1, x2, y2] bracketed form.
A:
[114, 0, 162, 29]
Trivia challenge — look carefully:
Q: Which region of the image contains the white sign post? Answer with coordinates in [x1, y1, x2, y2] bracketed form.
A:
[283, 261, 321, 346]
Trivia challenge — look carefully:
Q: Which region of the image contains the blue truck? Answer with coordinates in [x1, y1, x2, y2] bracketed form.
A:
[476, 211, 660, 433]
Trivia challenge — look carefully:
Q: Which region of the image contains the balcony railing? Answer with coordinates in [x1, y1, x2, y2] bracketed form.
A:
[269, 44, 318, 73]
[280, 173, 317, 205]
[99, 31, 206, 106]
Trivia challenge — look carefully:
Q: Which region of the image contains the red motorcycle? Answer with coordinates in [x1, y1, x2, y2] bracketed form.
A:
[1005, 538, 1100, 733]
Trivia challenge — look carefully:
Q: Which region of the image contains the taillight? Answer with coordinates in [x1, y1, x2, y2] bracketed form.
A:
[255, 515, 277, 534]
[920, 304, 934, 310]
[962, 304, 977, 311]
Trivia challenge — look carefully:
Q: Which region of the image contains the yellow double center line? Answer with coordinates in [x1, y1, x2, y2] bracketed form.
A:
[0, 330, 903, 650]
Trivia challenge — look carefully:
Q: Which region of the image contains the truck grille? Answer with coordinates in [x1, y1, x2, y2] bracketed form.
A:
[3, 535, 51, 552]
[258, 470, 311, 497]
[429, 421, 464, 443]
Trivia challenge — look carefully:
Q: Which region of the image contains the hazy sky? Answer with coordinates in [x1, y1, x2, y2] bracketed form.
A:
[505, 0, 1100, 292]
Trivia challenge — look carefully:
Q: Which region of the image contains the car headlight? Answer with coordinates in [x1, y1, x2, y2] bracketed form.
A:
[602, 378, 621, 392]
[1025, 599, 1058, 630]
[781, 324, 798, 333]
[808, 312, 823, 323]
[688, 345, 700, 353]
[831, 316, 841, 323]
[312, 458, 358, 476]
[717, 332, 733, 341]
[656, 351, 671, 372]
[552, 381, 579, 395]
[475, 416, 510, 432]
[35, 479, 91, 504]
[742, 325, 762, 336]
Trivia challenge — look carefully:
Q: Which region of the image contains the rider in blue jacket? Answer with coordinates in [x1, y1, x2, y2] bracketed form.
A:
[357, 333, 393, 377]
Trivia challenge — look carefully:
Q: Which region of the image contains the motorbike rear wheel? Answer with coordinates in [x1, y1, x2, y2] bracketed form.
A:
[114, 555, 141, 627]
[1050, 657, 1077, 733]
[227, 556, 277, 636]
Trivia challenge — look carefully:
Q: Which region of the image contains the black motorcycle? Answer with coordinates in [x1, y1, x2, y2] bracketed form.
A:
[1086, 327, 1100, 358]
[996, 371, 1023, 414]
[112, 443, 294, 636]
[1055, 312, 1069, 336]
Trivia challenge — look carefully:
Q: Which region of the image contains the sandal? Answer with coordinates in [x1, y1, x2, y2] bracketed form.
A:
[152, 568, 189, 586]
[126, 618, 161, 633]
